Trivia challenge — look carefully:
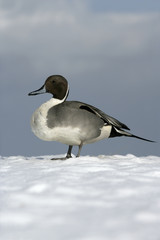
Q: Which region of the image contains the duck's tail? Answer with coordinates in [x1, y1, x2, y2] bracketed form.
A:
[110, 127, 155, 143]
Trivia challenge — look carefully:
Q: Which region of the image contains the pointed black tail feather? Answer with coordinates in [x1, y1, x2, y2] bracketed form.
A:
[112, 127, 155, 143]
[128, 133, 155, 143]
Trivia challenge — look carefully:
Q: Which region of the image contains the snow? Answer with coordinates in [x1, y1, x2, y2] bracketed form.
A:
[0, 154, 160, 240]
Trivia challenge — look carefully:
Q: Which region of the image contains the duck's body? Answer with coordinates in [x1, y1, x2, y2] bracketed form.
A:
[28, 75, 154, 159]
[31, 99, 112, 145]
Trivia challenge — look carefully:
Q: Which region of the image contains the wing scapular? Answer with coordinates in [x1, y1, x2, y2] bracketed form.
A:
[79, 104, 130, 130]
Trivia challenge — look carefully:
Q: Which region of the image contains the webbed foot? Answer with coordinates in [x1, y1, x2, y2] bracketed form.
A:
[51, 155, 72, 160]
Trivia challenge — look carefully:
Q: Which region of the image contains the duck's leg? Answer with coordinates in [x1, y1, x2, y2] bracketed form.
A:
[66, 145, 73, 158]
[51, 145, 73, 160]
[76, 143, 83, 158]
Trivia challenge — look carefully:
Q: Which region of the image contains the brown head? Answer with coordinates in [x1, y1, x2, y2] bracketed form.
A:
[28, 75, 69, 100]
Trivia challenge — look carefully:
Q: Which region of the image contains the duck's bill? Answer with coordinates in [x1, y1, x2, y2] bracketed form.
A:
[28, 84, 46, 96]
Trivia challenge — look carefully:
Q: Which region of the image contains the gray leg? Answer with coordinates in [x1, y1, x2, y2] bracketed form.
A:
[76, 143, 83, 157]
[66, 145, 73, 158]
[51, 145, 73, 160]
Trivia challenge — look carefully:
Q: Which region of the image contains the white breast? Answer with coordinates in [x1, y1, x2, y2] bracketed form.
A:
[31, 98, 62, 141]
[31, 98, 83, 145]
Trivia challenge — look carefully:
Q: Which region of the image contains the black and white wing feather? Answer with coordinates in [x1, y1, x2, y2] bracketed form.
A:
[79, 103, 130, 130]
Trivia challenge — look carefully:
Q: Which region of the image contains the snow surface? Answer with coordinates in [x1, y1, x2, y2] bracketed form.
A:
[0, 154, 160, 240]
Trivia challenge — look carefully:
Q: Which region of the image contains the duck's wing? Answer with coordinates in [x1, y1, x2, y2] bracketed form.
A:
[78, 102, 130, 130]
[66, 101, 154, 142]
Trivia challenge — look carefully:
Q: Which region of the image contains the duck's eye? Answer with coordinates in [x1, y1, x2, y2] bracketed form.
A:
[52, 80, 55, 84]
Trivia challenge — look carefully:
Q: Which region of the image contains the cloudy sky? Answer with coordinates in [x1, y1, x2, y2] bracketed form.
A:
[1, 0, 160, 157]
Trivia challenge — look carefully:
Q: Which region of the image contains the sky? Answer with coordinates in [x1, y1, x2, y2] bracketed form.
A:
[0, 0, 160, 157]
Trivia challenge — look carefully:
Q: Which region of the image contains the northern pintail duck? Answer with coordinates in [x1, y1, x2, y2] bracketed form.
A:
[28, 75, 154, 159]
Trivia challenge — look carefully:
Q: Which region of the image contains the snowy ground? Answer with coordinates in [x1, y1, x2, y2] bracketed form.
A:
[0, 155, 160, 240]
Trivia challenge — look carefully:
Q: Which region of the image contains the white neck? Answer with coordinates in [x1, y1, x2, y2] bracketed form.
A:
[63, 83, 69, 101]
[42, 85, 68, 110]
[37, 84, 69, 115]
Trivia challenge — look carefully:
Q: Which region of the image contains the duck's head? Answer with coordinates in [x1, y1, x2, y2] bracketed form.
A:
[28, 75, 69, 100]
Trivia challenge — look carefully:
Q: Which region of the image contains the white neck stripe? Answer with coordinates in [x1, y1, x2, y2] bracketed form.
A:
[62, 84, 69, 102]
